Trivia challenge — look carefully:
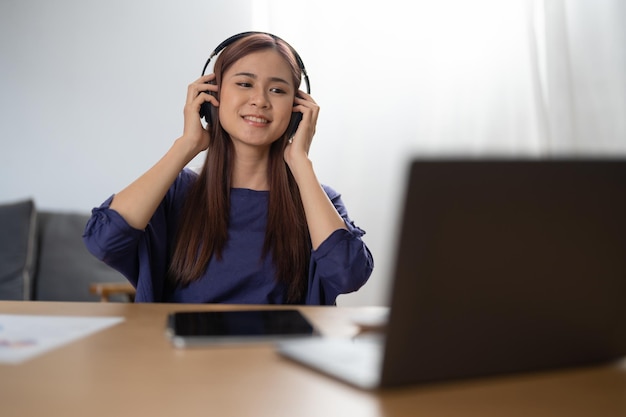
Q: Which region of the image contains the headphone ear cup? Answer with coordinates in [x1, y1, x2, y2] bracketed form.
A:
[286, 113, 302, 139]
[199, 101, 213, 124]
[208, 103, 219, 128]
[199, 81, 217, 125]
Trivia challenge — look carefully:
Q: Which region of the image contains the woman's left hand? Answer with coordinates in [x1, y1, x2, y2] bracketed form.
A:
[283, 90, 319, 166]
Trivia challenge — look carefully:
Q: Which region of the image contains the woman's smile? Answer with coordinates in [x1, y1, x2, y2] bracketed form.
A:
[242, 115, 270, 125]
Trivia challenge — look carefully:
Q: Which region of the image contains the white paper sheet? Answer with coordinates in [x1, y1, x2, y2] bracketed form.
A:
[0, 314, 124, 364]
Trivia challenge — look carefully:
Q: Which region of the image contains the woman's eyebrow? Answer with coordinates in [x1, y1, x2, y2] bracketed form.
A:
[234, 72, 291, 86]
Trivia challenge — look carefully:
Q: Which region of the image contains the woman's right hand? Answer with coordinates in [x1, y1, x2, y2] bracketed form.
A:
[180, 74, 219, 156]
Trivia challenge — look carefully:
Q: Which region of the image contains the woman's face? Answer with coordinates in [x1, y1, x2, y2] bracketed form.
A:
[218, 49, 296, 149]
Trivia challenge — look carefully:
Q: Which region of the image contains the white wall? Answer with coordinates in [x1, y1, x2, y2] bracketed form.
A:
[0, 1, 255, 209]
[2, 1, 625, 306]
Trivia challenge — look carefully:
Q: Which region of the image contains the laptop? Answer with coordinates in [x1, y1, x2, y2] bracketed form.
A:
[278, 158, 626, 389]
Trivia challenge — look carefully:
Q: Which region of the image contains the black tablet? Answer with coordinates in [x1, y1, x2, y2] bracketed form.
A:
[165, 309, 318, 348]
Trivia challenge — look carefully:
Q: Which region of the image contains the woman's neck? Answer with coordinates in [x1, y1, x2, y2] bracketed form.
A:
[231, 147, 270, 191]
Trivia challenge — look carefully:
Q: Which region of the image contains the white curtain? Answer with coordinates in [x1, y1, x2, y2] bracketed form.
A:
[538, 0, 626, 153]
[254, 0, 626, 306]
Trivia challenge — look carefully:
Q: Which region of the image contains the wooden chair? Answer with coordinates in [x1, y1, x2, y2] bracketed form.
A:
[89, 282, 136, 302]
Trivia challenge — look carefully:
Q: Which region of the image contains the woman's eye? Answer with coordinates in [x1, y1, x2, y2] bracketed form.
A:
[237, 82, 252, 88]
[270, 88, 286, 94]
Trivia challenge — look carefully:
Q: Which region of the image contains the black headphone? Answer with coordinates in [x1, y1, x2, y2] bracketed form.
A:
[199, 31, 310, 139]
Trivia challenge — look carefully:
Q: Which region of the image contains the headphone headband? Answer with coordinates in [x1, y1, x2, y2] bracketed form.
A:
[201, 31, 310, 94]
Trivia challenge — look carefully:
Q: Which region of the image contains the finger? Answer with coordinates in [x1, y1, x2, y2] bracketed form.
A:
[194, 92, 219, 110]
[295, 90, 316, 103]
[186, 79, 218, 105]
[190, 74, 218, 95]
[293, 101, 319, 125]
[196, 73, 216, 84]
[184, 91, 219, 118]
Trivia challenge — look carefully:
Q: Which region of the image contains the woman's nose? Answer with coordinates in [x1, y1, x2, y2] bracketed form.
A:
[249, 89, 269, 107]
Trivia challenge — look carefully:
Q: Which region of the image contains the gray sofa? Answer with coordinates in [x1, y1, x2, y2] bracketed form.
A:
[0, 199, 130, 302]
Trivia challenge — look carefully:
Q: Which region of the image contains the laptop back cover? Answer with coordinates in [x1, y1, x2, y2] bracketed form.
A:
[381, 159, 626, 387]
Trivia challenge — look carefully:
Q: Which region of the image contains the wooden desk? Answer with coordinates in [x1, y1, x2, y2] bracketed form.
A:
[1, 301, 625, 417]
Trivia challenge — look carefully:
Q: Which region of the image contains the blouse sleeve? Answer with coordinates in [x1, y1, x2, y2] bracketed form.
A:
[82, 194, 143, 285]
[305, 184, 374, 305]
[82, 169, 196, 302]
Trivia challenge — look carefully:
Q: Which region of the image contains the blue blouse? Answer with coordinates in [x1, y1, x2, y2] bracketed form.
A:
[83, 169, 373, 305]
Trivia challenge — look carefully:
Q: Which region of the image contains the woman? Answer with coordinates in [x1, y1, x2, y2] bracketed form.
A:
[83, 32, 373, 304]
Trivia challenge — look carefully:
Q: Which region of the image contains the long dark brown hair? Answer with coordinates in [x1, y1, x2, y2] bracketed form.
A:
[167, 33, 311, 303]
